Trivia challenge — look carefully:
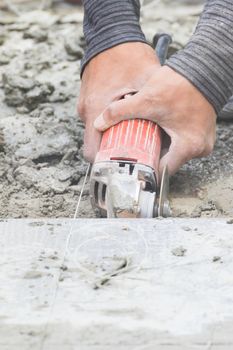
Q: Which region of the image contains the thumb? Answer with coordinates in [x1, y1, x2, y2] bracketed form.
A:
[94, 93, 147, 131]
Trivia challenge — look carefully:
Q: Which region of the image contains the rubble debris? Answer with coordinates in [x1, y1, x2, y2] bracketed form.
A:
[23, 270, 43, 279]
[2, 73, 54, 111]
[23, 26, 48, 42]
[182, 226, 191, 231]
[172, 246, 187, 257]
[212, 256, 222, 263]
[64, 35, 84, 58]
[0, 130, 5, 153]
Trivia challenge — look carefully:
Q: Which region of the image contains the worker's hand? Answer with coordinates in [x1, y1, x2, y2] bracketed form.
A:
[94, 65, 217, 176]
[78, 42, 160, 162]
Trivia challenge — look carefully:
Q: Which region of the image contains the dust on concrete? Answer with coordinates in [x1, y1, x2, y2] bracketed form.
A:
[0, 0, 232, 219]
[1, 218, 233, 349]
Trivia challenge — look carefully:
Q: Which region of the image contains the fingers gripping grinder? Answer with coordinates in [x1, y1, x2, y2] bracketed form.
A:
[90, 34, 172, 218]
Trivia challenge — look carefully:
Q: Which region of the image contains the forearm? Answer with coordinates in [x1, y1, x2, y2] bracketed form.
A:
[166, 0, 233, 114]
[81, 0, 147, 74]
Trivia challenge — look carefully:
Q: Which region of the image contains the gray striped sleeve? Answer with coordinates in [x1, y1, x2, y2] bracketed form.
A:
[166, 0, 233, 113]
[81, 0, 147, 75]
[81, 0, 233, 114]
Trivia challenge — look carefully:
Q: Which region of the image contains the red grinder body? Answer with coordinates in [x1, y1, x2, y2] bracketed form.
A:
[95, 119, 162, 182]
[90, 119, 162, 218]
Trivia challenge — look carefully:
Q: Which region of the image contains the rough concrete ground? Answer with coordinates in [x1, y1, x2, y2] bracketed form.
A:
[0, 0, 232, 219]
[1, 218, 233, 350]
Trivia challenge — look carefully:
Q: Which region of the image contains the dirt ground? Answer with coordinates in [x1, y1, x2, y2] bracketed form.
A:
[0, 0, 232, 219]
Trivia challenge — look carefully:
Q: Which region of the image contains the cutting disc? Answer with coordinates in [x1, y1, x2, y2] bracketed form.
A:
[158, 165, 171, 217]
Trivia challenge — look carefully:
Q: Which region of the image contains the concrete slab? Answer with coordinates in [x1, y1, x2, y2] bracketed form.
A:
[0, 218, 233, 349]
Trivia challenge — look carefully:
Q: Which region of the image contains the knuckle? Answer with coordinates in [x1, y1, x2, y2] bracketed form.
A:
[185, 136, 206, 157]
[143, 89, 154, 103]
[187, 134, 215, 158]
[105, 104, 117, 124]
[202, 138, 215, 156]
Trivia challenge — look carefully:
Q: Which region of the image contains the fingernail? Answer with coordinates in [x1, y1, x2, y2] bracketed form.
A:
[94, 114, 106, 130]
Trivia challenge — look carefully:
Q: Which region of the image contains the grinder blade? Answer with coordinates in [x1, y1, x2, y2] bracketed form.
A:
[158, 165, 171, 217]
